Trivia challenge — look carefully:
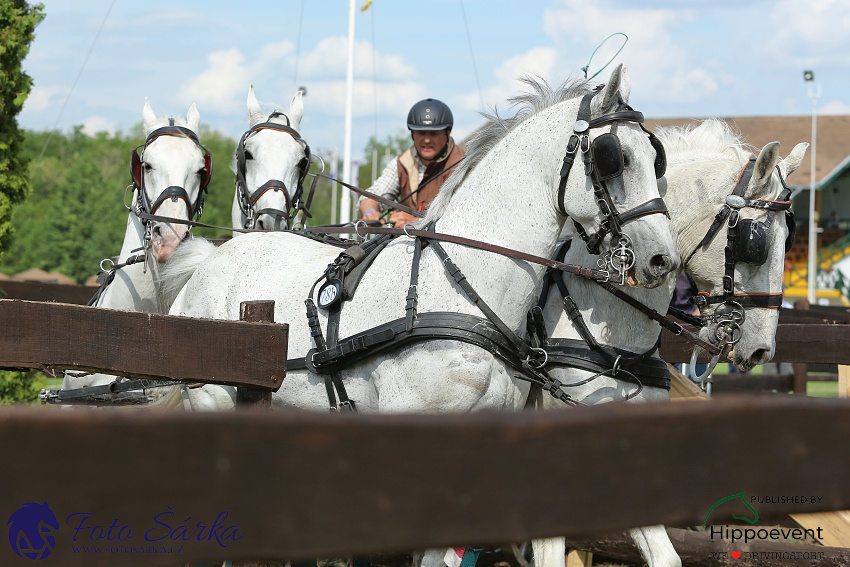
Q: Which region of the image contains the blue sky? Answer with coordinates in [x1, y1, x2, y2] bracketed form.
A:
[18, 0, 850, 163]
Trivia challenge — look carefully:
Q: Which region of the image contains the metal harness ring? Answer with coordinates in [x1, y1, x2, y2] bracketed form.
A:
[354, 220, 367, 238]
[403, 223, 415, 238]
[100, 258, 115, 272]
[525, 347, 549, 369]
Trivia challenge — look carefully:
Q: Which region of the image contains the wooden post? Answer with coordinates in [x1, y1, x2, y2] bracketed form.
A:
[840, 365, 850, 399]
[565, 549, 592, 567]
[792, 299, 810, 395]
[237, 300, 276, 408]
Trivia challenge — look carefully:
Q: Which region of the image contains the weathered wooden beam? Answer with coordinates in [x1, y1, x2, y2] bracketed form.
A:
[0, 280, 99, 305]
[710, 374, 794, 394]
[236, 300, 276, 408]
[0, 299, 287, 390]
[661, 323, 850, 364]
[1, 396, 849, 566]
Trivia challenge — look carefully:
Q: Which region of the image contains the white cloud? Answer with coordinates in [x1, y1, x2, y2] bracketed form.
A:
[80, 115, 118, 136]
[821, 99, 850, 114]
[541, 0, 711, 102]
[305, 80, 426, 118]
[769, 0, 850, 59]
[178, 48, 251, 113]
[23, 85, 68, 113]
[179, 37, 418, 118]
[459, 47, 562, 113]
[298, 36, 416, 81]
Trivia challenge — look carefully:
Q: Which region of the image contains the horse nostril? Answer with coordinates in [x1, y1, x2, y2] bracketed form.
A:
[650, 254, 670, 272]
[750, 349, 769, 365]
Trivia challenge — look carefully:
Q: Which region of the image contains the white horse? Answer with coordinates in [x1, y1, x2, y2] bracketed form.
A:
[231, 86, 310, 232]
[163, 65, 678, 412]
[528, 119, 808, 567]
[61, 100, 212, 392]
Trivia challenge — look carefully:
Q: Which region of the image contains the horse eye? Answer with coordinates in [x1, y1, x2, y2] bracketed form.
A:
[622, 153, 630, 168]
[143, 163, 152, 172]
[244, 150, 254, 161]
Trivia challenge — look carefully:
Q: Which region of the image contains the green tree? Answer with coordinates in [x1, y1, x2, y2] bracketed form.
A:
[2, 127, 133, 281]
[359, 129, 410, 188]
[189, 127, 237, 241]
[0, 0, 44, 260]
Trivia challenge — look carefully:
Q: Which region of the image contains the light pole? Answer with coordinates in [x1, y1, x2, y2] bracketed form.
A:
[804, 70, 821, 305]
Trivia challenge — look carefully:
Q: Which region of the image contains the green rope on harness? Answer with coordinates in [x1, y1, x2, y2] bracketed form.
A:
[582, 32, 629, 80]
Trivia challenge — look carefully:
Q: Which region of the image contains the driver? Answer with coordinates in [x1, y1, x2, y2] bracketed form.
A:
[358, 98, 465, 226]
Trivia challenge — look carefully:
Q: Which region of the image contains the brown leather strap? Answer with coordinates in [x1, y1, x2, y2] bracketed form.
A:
[313, 173, 425, 218]
[305, 225, 615, 282]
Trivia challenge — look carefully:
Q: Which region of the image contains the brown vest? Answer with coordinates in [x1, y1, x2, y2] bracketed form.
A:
[396, 139, 465, 212]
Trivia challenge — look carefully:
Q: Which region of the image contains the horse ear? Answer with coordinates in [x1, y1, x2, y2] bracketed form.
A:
[289, 90, 304, 132]
[599, 63, 624, 112]
[247, 85, 264, 126]
[142, 98, 157, 137]
[780, 142, 809, 178]
[750, 141, 780, 197]
[186, 103, 201, 134]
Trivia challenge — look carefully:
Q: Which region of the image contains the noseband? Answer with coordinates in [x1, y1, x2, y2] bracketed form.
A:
[236, 111, 312, 230]
[558, 93, 669, 282]
[683, 159, 794, 345]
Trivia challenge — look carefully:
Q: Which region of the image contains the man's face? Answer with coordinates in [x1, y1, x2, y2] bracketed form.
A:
[412, 129, 449, 162]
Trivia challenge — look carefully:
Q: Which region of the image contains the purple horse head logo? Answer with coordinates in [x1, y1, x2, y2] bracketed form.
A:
[8, 502, 59, 560]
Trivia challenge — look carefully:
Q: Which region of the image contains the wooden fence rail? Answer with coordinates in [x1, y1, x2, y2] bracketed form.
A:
[0, 299, 287, 390]
[2, 397, 850, 566]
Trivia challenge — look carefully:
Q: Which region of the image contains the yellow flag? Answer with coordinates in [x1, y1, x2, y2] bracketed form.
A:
[361, 0, 372, 11]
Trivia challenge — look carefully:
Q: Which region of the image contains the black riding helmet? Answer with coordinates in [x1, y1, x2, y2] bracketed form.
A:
[407, 98, 453, 131]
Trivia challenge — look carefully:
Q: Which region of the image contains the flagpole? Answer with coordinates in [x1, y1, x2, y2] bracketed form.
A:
[341, 0, 356, 224]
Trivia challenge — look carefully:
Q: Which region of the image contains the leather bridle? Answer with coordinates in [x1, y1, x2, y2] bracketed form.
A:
[130, 121, 211, 223]
[557, 93, 669, 283]
[236, 111, 312, 230]
[682, 159, 794, 347]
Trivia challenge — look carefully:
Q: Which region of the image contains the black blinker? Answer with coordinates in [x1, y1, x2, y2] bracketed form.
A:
[591, 133, 624, 181]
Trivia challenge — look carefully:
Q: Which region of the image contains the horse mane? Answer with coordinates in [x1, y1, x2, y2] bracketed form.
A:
[423, 76, 593, 223]
[655, 119, 755, 166]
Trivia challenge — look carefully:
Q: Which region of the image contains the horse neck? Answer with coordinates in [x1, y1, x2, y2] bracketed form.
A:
[117, 203, 147, 261]
[666, 157, 740, 264]
[431, 105, 574, 322]
[546, 245, 675, 353]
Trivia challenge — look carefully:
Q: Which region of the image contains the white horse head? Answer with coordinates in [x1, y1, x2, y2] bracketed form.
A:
[136, 99, 210, 264]
[665, 120, 808, 370]
[426, 65, 677, 289]
[232, 86, 310, 231]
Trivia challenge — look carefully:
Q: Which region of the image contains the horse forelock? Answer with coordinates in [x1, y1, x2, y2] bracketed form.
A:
[423, 76, 593, 224]
[145, 115, 197, 138]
